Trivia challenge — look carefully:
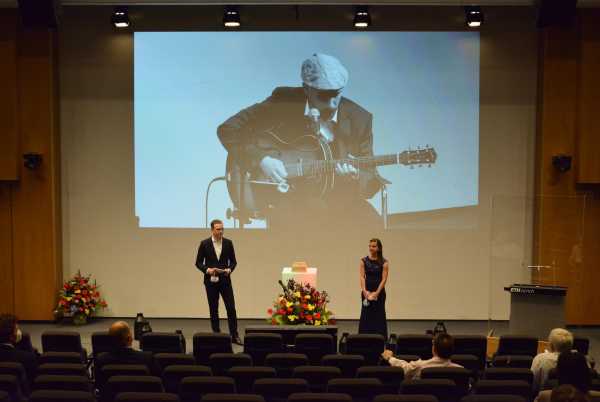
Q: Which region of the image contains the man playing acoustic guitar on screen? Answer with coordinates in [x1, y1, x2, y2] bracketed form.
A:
[217, 53, 435, 230]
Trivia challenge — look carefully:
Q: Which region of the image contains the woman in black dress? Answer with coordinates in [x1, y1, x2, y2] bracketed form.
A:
[358, 238, 389, 338]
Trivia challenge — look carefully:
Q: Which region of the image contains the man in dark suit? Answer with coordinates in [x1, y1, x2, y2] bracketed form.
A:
[0, 314, 38, 389]
[217, 53, 387, 230]
[95, 321, 159, 386]
[195, 219, 240, 344]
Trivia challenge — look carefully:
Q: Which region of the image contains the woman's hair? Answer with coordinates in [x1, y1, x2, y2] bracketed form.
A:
[369, 238, 384, 265]
[557, 351, 591, 393]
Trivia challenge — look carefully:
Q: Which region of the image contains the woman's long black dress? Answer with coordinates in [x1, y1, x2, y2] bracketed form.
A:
[358, 256, 388, 339]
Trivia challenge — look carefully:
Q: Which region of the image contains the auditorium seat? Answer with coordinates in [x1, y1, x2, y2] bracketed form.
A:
[92, 332, 118, 358]
[104, 376, 164, 402]
[141, 333, 186, 354]
[40, 352, 86, 365]
[37, 363, 88, 377]
[345, 334, 386, 365]
[294, 334, 336, 365]
[574, 337, 590, 356]
[29, 389, 96, 402]
[98, 364, 151, 392]
[179, 377, 236, 402]
[201, 393, 265, 402]
[252, 378, 309, 402]
[395, 335, 433, 360]
[453, 336, 487, 371]
[288, 392, 352, 402]
[41, 331, 87, 363]
[421, 367, 471, 397]
[401, 379, 458, 402]
[33, 375, 92, 392]
[0, 391, 8, 402]
[227, 366, 276, 393]
[483, 368, 533, 384]
[327, 378, 384, 402]
[450, 355, 480, 378]
[194, 334, 233, 366]
[162, 365, 212, 393]
[491, 356, 533, 369]
[0, 362, 29, 395]
[292, 366, 342, 392]
[321, 354, 365, 378]
[356, 366, 405, 394]
[473, 380, 531, 400]
[461, 395, 526, 402]
[0, 374, 24, 402]
[374, 395, 439, 402]
[154, 353, 196, 373]
[209, 353, 253, 376]
[116, 392, 180, 401]
[264, 353, 308, 378]
[243, 334, 284, 366]
[495, 336, 538, 357]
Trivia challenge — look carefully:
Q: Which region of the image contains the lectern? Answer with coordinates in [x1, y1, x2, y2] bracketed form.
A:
[504, 284, 567, 339]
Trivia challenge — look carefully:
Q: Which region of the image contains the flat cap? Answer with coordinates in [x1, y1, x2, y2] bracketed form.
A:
[301, 53, 349, 90]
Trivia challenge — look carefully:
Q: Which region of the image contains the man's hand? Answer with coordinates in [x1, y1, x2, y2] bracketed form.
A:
[206, 268, 217, 275]
[381, 350, 394, 361]
[335, 155, 358, 178]
[260, 156, 288, 183]
[224, 268, 232, 276]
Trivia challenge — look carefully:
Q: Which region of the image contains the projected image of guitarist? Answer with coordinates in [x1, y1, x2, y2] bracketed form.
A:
[217, 53, 436, 229]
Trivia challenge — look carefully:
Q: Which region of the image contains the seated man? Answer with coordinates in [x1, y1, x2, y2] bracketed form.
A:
[95, 321, 159, 379]
[531, 328, 574, 394]
[0, 314, 38, 390]
[381, 333, 463, 380]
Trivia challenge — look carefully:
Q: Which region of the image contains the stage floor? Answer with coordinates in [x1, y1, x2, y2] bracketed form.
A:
[20, 319, 600, 363]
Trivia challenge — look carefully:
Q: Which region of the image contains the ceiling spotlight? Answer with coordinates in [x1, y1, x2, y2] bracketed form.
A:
[223, 6, 241, 28]
[111, 7, 130, 28]
[354, 6, 371, 29]
[465, 6, 484, 28]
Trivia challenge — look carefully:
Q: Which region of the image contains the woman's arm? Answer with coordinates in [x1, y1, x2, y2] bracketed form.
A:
[373, 261, 389, 297]
[359, 259, 368, 298]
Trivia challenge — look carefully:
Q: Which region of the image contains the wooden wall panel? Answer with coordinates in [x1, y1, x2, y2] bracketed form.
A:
[0, 184, 14, 313]
[577, 12, 600, 184]
[11, 28, 61, 320]
[0, 11, 19, 181]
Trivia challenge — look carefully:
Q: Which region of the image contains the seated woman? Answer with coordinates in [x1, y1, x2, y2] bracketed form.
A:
[536, 351, 600, 402]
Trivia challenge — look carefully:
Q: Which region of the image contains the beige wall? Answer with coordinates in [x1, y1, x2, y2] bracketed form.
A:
[60, 6, 538, 319]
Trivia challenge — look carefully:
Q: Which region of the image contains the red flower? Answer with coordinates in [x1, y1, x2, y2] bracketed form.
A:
[315, 312, 321, 319]
[267, 308, 273, 315]
[306, 315, 313, 321]
[287, 307, 293, 313]
[271, 319, 277, 324]
[278, 309, 286, 315]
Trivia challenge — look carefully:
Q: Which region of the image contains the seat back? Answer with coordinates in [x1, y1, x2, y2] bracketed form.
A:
[179, 377, 236, 402]
[321, 354, 365, 378]
[243, 334, 283, 366]
[496, 336, 538, 357]
[474, 379, 531, 400]
[208, 353, 252, 376]
[33, 375, 92, 392]
[252, 378, 309, 401]
[104, 375, 164, 402]
[40, 352, 85, 365]
[461, 395, 526, 402]
[264, 353, 308, 378]
[154, 353, 195, 373]
[491, 356, 533, 369]
[41, 331, 84, 354]
[453, 336, 487, 370]
[483, 368, 533, 384]
[115, 392, 180, 401]
[227, 366, 276, 393]
[37, 363, 88, 377]
[0, 374, 24, 402]
[98, 364, 151, 392]
[92, 332, 118, 357]
[396, 335, 433, 360]
[294, 334, 335, 365]
[162, 365, 212, 393]
[141, 332, 185, 354]
[201, 394, 265, 402]
[356, 366, 405, 394]
[374, 396, 439, 402]
[292, 366, 342, 392]
[327, 378, 384, 402]
[29, 389, 96, 402]
[346, 334, 386, 365]
[450, 355, 480, 378]
[401, 379, 458, 402]
[0, 362, 29, 396]
[193, 333, 233, 365]
[421, 367, 471, 396]
[574, 337, 590, 355]
[288, 393, 352, 402]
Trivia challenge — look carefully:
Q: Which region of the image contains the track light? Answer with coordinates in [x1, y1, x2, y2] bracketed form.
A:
[223, 6, 240, 28]
[111, 7, 130, 28]
[465, 6, 483, 28]
[354, 6, 371, 28]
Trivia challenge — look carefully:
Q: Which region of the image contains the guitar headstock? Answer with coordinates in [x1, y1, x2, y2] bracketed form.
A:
[399, 146, 437, 166]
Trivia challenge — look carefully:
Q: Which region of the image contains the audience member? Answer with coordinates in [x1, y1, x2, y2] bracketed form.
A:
[0, 314, 38, 389]
[536, 351, 600, 402]
[532, 328, 574, 393]
[381, 333, 463, 380]
[551, 384, 590, 402]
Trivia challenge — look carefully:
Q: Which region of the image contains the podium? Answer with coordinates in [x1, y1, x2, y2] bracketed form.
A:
[504, 284, 567, 339]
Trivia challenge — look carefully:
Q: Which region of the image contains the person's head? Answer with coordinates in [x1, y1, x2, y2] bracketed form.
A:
[109, 321, 133, 348]
[369, 238, 384, 264]
[432, 333, 454, 359]
[301, 53, 348, 117]
[557, 351, 591, 393]
[551, 384, 590, 402]
[548, 328, 574, 353]
[0, 314, 21, 345]
[210, 219, 224, 241]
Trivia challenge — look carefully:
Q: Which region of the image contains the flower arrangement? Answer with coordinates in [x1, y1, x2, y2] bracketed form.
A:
[55, 271, 107, 325]
[267, 279, 335, 326]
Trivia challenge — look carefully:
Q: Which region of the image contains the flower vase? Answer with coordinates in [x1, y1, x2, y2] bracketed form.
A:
[72, 313, 88, 326]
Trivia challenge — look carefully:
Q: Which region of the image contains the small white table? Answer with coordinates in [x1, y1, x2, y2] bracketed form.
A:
[281, 266, 318, 288]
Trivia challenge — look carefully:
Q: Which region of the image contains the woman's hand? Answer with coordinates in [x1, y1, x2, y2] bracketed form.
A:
[362, 290, 369, 299]
[367, 292, 378, 301]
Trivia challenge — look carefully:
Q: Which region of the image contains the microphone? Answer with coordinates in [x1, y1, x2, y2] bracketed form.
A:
[308, 107, 320, 136]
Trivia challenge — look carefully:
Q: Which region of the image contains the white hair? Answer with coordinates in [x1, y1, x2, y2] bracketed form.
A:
[548, 328, 574, 353]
